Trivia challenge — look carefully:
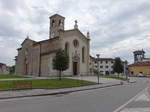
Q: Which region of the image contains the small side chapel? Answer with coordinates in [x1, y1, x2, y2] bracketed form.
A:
[15, 14, 90, 76]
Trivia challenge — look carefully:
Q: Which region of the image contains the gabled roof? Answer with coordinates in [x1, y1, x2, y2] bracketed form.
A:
[128, 61, 150, 67]
[21, 37, 36, 46]
[64, 29, 90, 41]
[49, 14, 65, 19]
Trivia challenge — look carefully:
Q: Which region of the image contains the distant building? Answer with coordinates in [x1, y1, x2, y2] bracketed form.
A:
[96, 58, 114, 75]
[129, 49, 150, 76]
[133, 49, 145, 63]
[0, 63, 9, 74]
[91, 57, 128, 76]
[89, 56, 96, 75]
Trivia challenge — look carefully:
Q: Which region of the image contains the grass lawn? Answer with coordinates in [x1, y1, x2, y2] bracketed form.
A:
[0, 75, 30, 79]
[100, 75, 129, 81]
[0, 78, 96, 90]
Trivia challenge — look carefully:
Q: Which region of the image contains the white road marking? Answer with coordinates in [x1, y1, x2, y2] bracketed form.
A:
[113, 87, 149, 112]
[120, 108, 150, 112]
[134, 92, 150, 102]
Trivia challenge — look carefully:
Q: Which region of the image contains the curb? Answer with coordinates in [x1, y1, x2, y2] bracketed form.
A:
[0, 83, 122, 100]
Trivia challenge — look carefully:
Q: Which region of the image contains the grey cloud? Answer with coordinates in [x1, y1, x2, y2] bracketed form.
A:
[0, 16, 24, 38]
[0, 0, 25, 11]
[1, 0, 150, 65]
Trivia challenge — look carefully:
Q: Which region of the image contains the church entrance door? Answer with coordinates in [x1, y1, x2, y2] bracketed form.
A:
[73, 62, 78, 75]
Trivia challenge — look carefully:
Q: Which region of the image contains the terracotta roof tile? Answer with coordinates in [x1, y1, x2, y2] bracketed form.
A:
[129, 61, 150, 67]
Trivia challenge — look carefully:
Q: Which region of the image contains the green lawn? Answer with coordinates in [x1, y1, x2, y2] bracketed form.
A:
[100, 75, 129, 81]
[0, 78, 96, 90]
[0, 75, 29, 79]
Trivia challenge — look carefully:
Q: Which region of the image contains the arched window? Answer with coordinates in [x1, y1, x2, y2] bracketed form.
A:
[82, 47, 85, 63]
[59, 19, 61, 26]
[52, 19, 55, 27]
[73, 39, 79, 48]
[65, 42, 69, 56]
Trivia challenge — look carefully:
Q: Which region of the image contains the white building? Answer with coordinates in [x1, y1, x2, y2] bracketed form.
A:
[96, 58, 114, 75]
[98, 58, 114, 75]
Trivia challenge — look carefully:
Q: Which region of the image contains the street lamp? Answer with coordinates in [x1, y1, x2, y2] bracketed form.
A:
[123, 60, 128, 81]
[96, 54, 100, 84]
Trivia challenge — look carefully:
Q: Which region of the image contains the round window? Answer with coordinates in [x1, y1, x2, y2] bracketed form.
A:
[73, 39, 79, 48]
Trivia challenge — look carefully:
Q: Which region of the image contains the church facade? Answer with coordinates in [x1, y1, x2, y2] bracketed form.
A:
[15, 14, 90, 77]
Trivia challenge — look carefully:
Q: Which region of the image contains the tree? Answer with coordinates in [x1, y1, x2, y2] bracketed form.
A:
[93, 68, 99, 75]
[53, 49, 69, 80]
[113, 57, 123, 77]
[10, 65, 15, 74]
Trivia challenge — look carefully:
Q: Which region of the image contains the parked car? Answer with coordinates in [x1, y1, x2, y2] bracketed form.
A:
[137, 73, 144, 77]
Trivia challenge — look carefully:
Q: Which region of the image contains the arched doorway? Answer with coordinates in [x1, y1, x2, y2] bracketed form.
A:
[72, 52, 80, 76]
[73, 62, 78, 75]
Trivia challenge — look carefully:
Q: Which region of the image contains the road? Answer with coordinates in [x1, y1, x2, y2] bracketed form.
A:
[0, 78, 149, 112]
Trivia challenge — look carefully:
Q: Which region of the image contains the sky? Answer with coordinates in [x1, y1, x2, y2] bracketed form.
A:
[0, 0, 150, 66]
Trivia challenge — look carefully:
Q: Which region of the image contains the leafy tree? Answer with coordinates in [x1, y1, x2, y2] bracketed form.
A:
[93, 68, 99, 75]
[10, 65, 15, 74]
[113, 57, 123, 77]
[53, 49, 69, 80]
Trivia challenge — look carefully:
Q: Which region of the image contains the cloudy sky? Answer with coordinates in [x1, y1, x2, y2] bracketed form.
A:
[0, 0, 150, 66]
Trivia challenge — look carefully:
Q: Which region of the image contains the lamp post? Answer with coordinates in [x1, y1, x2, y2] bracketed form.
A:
[124, 60, 128, 81]
[96, 54, 100, 84]
[123, 60, 128, 80]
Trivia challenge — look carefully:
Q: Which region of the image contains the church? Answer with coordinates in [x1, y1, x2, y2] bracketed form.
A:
[15, 14, 90, 77]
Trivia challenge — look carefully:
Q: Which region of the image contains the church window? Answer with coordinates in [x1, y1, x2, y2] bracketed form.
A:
[73, 39, 79, 48]
[65, 42, 69, 56]
[82, 47, 85, 63]
[59, 19, 61, 26]
[52, 19, 55, 27]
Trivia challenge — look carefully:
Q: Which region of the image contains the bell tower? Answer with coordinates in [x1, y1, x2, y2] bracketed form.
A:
[133, 49, 145, 63]
[49, 14, 65, 38]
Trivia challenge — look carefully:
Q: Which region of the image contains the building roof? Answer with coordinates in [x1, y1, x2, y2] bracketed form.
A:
[133, 50, 145, 54]
[128, 61, 150, 67]
[21, 37, 36, 46]
[97, 58, 114, 61]
[49, 14, 65, 19]
[144, 58, 150, 60]
[34, 36, 59, 45]
[90, 56, 96, 61]
[0, 63, 6, 67]
[64, 29, 90, 41]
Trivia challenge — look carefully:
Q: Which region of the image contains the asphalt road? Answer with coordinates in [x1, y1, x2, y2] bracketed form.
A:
[0, 78, 149, 112]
